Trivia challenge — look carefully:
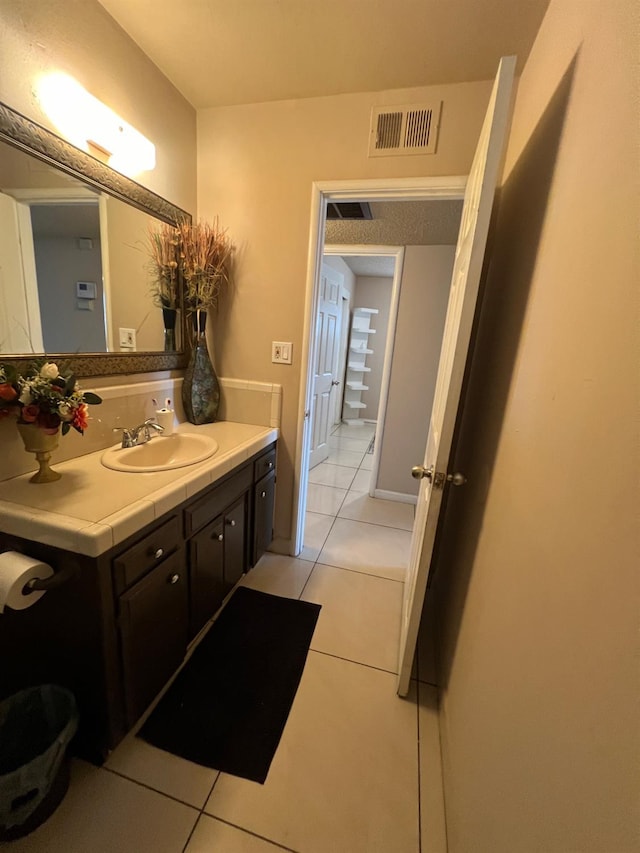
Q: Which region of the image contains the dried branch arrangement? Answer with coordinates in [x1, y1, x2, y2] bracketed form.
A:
[178, 219, 234, 312]
[146, 222, 181, 309]
[146, 219, 234, 314]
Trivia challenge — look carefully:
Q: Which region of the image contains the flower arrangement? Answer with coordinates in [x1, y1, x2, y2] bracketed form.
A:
[146, 222, 181, 310]
[177, 219, 234, 313]
[0, 361, 102, 435]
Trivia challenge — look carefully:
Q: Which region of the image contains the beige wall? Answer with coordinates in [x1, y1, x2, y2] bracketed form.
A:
[104, 197, 172, 352]
[378, 246, 454, 496]
[0, 0, 196, 214]
[434, 1, 640, 850]
[198, 80, 492, 543]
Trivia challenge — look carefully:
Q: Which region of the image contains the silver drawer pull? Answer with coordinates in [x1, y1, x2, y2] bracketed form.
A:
[154, 548, 164, 560]
[261, 491, 266, 498]
[168, 573, 180, 585]
[227, 519, 236, 527]
[217, 533, 224, 542]
[268, 461, 273, 468]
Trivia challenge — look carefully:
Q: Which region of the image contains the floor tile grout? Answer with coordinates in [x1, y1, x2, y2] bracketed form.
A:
[181, 811, 202, 853]
[312, 560, 405, 584]
[102, 765, 201, 812]
[309, 648, 400, 677]
[198, 813, 301, 852]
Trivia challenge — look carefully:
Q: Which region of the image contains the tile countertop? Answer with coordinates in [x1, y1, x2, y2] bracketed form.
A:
[0, 422, 278, 557]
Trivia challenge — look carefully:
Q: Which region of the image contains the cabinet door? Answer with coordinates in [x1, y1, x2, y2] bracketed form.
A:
[189, 515, 225, 640]
[119, 550, 188, 726]
[253, 470, 275, 566]
[223, 496, 247, 592]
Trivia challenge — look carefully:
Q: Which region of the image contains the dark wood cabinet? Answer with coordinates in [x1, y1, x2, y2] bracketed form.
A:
[0, 440, 277, 763]
[189, 515, 225, 640]
[223, 496, 247, 592]
[119, 549, 188, 726]
[253, 469, 276, 565]
[188, 494, 247, 640]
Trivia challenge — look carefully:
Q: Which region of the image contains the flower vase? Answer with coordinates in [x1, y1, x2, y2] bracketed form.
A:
[162, 308, 177, 352]
[182, 310, 220, 425]
[17, 424, 62, 484]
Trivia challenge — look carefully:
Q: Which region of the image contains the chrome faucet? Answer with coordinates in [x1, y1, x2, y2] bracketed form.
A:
[114, 418, 164, 448]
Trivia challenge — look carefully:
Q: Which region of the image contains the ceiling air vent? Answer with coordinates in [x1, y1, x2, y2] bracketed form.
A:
[326, 202, 373, 220]
[369, 102, 442, 157]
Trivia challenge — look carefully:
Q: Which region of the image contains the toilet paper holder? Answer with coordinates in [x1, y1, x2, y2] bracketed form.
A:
[22, 564, 74, 594]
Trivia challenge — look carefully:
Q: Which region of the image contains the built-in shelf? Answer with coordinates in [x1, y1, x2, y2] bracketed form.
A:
[342, 307, 377, 423]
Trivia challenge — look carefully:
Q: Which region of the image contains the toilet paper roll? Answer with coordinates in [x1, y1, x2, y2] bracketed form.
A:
[0, 551, 54, 613]
[155, 408, 175, 436]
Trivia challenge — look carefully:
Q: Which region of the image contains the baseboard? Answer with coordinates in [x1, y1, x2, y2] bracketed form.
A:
[373, 489, 417, 505]
[268, 537, 292, 556]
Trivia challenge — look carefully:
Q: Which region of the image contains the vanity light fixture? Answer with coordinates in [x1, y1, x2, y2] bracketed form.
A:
[37, 72, 156, 176]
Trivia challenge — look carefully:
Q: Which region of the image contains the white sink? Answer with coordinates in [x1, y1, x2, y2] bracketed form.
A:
[101, 434, 218, 473]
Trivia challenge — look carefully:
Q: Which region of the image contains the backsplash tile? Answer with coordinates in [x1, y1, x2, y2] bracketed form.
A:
[0, 376, 282, 482]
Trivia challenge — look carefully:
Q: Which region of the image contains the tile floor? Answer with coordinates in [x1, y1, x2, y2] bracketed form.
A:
[10, 422, 446, 853]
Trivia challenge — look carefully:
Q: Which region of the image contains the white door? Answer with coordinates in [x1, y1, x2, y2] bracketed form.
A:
[397, 56, 516, 696]
[0, 193, 43, 353]
[309, 263, 343, 469]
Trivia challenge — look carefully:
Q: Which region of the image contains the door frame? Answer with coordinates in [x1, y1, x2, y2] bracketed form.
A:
[292, 177, 467, 556]
[11, 187, 111, 352]
[323, 244, 405, 500]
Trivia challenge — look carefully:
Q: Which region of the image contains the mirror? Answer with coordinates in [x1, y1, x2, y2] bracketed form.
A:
[0, 100, 191, 376]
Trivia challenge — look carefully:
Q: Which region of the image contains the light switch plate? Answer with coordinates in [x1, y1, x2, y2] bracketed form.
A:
[272, 341, 293, 364]
[119, 327, 136, 350]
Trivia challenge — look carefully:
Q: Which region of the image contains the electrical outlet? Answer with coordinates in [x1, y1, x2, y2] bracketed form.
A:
[272, 341, 292, 364]
[119, 327, 136, 350]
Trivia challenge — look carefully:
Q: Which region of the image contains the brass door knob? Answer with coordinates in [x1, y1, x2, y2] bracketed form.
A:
[411, 465, 433, 481]
[447, 472, 467, 486]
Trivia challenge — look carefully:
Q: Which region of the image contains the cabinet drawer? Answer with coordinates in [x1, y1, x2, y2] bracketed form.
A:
[254, 446, 276, 481]
[184, 464, 252, 536]
[113, 515, 181, 594]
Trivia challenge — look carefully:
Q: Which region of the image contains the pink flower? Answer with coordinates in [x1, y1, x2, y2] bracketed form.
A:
[21, 404, 40, 423]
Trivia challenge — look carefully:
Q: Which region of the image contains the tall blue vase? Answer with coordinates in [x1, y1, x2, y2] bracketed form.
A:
[182, 310, 220, 424]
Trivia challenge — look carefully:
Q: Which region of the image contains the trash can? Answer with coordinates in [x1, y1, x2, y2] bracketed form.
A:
[0, 685, 78, 840]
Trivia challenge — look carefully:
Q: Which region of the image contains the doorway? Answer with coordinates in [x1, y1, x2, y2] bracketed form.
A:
[317, 246, 403, 501]
[293, 178, 467, 557]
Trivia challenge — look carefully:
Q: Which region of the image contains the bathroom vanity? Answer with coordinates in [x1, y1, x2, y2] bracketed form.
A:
[0, 421, 277, 762]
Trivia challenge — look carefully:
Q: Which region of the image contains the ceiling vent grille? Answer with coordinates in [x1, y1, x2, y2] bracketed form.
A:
[326, 202, 373, 220]
[369, 102, 442, 157]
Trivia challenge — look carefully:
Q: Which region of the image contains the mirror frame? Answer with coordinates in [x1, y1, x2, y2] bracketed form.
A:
[0, 100, 191, 377]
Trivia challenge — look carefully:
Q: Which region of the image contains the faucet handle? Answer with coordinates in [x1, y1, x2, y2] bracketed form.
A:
[113, 427, 135, 448]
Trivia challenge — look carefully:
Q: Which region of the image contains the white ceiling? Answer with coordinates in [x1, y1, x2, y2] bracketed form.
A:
[326, 200, 463, 246]
[341, 255, 397, 277]
[97, 0, 549, 109]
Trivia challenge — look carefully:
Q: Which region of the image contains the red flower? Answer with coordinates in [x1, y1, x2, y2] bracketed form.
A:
[21, 404, 40, 423]
[0, 384, 17, 402]
[72, 404, 89, 432]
